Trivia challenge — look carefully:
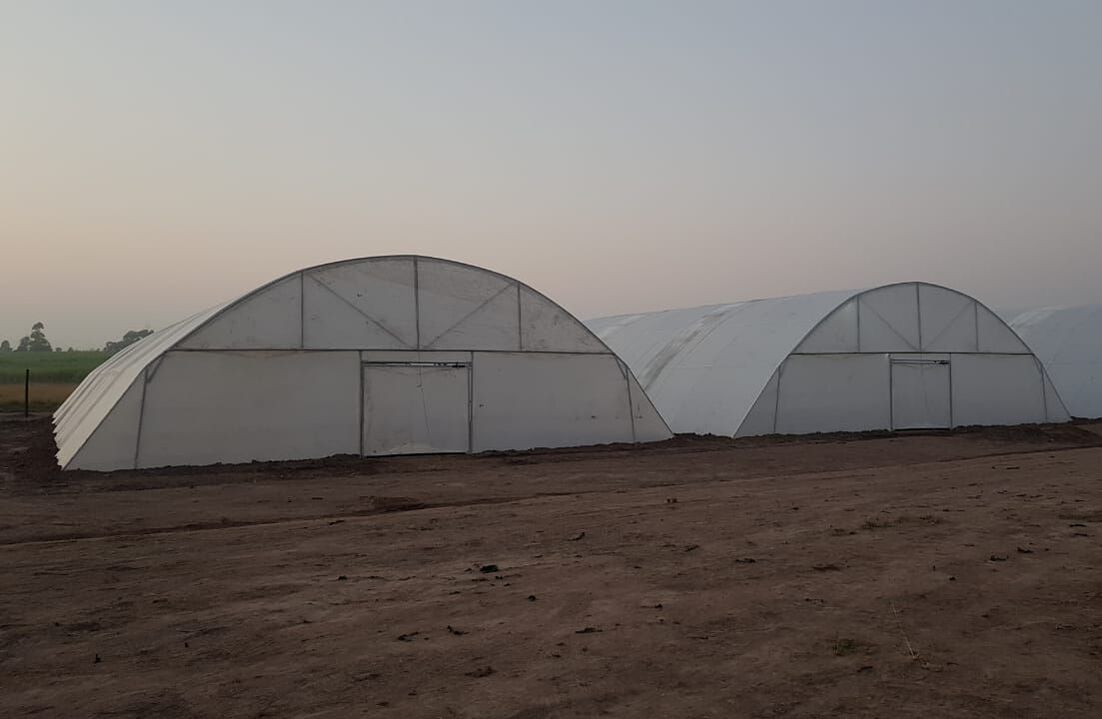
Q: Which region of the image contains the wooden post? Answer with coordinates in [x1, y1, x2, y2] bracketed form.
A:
[24, 368, 30, 418]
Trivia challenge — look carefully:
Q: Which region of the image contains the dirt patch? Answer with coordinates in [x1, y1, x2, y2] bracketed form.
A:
[1, 417, 1101, 717]
[0, 383, 78, 411]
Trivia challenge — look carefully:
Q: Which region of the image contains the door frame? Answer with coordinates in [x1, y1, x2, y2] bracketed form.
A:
[359, 360, 473, 456]
[888, 356, 953, 430]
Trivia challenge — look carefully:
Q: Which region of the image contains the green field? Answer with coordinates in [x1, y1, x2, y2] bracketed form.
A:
[0, 351, 109, 384]
[0, 352, 109, 410]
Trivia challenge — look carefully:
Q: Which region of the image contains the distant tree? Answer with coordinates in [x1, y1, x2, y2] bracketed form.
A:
[104, 328, 154, 356]
[55, 346, 63, 352]
[15, 322, 52, 352]
[0, 340, 10, 352]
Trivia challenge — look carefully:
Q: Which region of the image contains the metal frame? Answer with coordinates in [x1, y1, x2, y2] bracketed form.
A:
[413, 257, 421, 349]
[515, 283, 523, 351]
[132, 366, 149, 470]
[169, 347, 612, 356]
[860, 295, 920, 351]
[974, 301, 980, 351]
[358, 352, 365, 457]
[617, 358, 638, 443]
[888, 356, 894, 431]
[772, 364, 783, 435]
[468, 357, 475, 452]
[789, 350, 1030, 357]
[921, 297, 976, 351]
[60, 255, 668, 469]
[421, 282, 516, 349]
[1034, 355, 1050, 420]
[361, 361, 470, 368]
[915, 283, 923, 350]
[856, 297, 862, 352]
[306, 272, 411, 348]
[948, 358, 955, 428]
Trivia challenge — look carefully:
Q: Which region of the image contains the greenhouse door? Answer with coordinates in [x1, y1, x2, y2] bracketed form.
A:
[362, 363, 471, 455]
[890, 358, 951, 430]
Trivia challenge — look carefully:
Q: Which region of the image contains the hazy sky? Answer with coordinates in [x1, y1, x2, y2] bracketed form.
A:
[3, 1, 1101, 348]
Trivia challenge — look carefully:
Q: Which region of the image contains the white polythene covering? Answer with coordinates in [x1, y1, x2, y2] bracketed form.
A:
[470, 351, 644, 451]
[1008, 304, 1102, 419]
[586, 289, 855, 436]
[588, 282, 1069, 437]
[56, 256, 671, 470]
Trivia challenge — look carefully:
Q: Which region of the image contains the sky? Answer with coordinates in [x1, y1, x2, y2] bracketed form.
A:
[2, 0, 1101, 348]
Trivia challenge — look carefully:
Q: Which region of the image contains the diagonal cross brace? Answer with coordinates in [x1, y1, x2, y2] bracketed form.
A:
[306, 274, 412, 348]
[421, 282, 516, 349]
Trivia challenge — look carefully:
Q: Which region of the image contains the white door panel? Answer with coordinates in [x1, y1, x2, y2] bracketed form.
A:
[362, 363, 470, 455]
[891, 359, 951, 429]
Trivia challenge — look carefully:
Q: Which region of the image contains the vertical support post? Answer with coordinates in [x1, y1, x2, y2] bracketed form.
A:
[915, 283, 923, 351]
[515, 283, 523, 351]
[413, 257, 421, 350]
[466, 359, 474, 453]
[24, 368, 30, 417]
[772, 364, 784, 435]
[888, 358, 894, 431]
[299, 271, 305, 349]
[618, 359, 637, 443]
[358, 358, 366, 458]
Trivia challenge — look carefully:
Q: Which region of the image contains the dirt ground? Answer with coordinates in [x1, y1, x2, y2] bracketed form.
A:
[0, 383, 78, 411]
[2, 416, 1101, 718]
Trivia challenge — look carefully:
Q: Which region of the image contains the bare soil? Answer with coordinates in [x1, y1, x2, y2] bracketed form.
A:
[0, 382, 78, 411]
[2, 415, 1101, 718]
